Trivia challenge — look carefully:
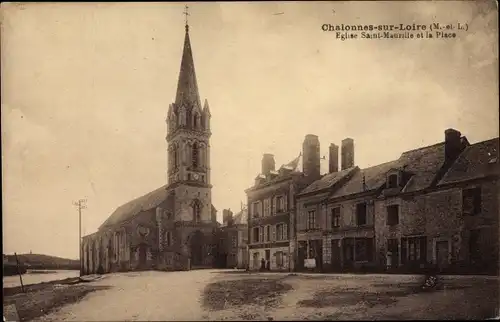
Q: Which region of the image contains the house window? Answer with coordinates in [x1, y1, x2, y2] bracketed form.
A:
[276, 196, 284, 213]
[188, 173, 192, 181]
[192, 143, 199, 168]
[331, 207, 340, 228]
[463, 187, 481, 215]
[252, 227, 259, 243]
[387, 174, 398, 188]
[263, 198, 271, 217]
[387, 205, 399, 226]
[252, 202, 261, 218]
[266, 225, 271, 242]
[356, 203, 367, 226]
[401, 237, 426, 264]
[276, 223, 287, 241]
[307, 210, 316, 229]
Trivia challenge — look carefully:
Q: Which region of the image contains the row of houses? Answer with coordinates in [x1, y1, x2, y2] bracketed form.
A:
[246, 129, 499, 274]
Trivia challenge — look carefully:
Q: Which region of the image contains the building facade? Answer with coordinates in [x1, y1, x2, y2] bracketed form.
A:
[246, 135, 321, 271]
[256, 129, 498, 274]
[216, 208, 248, 269]
[82, 21, 220, 274]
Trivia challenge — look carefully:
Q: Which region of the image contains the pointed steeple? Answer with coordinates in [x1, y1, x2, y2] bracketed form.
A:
[175, 16, 201, 110]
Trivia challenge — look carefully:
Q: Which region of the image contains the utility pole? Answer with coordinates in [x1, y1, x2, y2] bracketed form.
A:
[73, 198, 87, 277]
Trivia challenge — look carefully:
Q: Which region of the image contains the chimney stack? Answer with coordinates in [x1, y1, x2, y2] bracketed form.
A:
[222, 209, 234, 226]
[341, 138, 355, 170]
[302, 134, 321, 179]
[445, 128, 463, 164]
[329, 143, 339, 173]
[261, 154, 275, 175]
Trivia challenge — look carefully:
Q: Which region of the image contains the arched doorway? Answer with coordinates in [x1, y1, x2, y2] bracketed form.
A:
[190, 230, 204, 266]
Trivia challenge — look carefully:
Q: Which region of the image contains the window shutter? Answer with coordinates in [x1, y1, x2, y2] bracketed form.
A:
[284, 194, 288, 211]
[259, 227, 263, 243]
[250, 228, 254, 243]
[272, 197, 276, 215]
[284, 224, 288, 240]
[272, 225, 276, 241]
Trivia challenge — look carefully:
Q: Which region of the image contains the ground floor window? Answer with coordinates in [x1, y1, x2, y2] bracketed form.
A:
[401, 236, 427, 265]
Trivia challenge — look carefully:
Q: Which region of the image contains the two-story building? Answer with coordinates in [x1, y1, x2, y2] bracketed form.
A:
[217, 208, 248, 269]
[373, 129, 471, 272]
[295, 128, 499, 274]
[296, 139, 360, 272]
[245, 135, 320, 271]
[432, 137, 499, 274]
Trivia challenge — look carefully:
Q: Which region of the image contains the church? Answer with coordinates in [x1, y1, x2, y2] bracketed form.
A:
[81, 18, 219, 274]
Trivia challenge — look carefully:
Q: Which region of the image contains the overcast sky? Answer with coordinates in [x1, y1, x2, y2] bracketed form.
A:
[2, 1, 498, 259]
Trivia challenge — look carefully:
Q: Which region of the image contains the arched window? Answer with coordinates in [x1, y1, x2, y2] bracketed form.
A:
[193, 200, 202, 222]
[186, 109, 192, 128]
[192, 143, 199, 168]
[173, 146, 178, 169]
[165, 231, 172, 247]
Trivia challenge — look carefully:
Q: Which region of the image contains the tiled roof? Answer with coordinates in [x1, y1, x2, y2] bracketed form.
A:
[99, 185, 173, 230]
[439, 138, 499, 185]
[99, 185, 174, 231]
[400, 142, 448, 193]
[330, 160, 400, 198]
[298, 166, 357, 196]
[99, 185, 218, 231]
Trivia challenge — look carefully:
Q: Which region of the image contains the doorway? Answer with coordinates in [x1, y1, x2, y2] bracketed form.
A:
[436, 240, 449, 270]
[190, 230, 204, 266]
[138, 244, 148, 269]
[331, 239, 341, 270]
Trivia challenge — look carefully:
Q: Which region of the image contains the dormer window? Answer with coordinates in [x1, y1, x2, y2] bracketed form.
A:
[387, 173, 398, 188]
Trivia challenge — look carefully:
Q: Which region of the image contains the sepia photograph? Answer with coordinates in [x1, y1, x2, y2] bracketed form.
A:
[1, 1, 499, 321]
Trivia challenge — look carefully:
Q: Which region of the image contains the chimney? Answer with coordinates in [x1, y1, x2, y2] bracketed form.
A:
[329, 143, 339, 173]
[261, 154, 275, 175]
[222, 209, 233, 226]
[302, 134, 321, 179]
[341, 138, 354, 170]
[445, 128, 463, 164]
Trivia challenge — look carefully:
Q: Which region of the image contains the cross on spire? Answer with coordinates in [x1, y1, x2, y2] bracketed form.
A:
[183, 5, 190, 31]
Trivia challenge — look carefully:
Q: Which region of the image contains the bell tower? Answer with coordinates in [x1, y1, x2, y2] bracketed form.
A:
[166, 9, 212, 223]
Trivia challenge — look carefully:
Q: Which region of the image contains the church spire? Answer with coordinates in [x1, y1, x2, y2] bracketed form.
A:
[175, 5, 201, 109]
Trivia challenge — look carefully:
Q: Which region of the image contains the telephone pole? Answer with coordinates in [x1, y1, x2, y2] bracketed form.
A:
[73, 198, 87, 276]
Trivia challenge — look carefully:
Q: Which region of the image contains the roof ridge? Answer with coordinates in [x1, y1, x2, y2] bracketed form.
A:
[400, 141, 445, 155]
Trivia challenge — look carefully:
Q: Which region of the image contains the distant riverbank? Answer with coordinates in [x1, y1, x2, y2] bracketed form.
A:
[3, 269, 80, 288]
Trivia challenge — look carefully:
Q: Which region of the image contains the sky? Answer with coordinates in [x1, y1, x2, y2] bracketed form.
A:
[2, 1, 498, 259]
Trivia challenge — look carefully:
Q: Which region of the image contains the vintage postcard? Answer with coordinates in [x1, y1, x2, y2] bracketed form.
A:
[1, 1, 499, 321]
